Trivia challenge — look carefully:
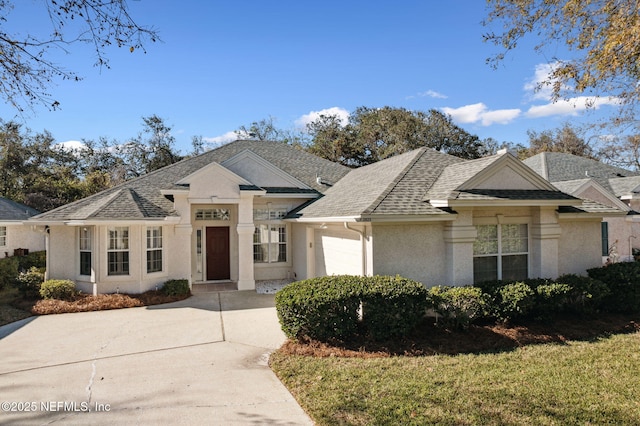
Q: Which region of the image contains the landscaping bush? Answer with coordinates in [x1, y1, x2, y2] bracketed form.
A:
[16, 266, 45, 299]
[587, 262, 640, 312]
[0, 256, 18, 291]
[162, 279, 190, 296]
[16, 250, 46, 271]
[555, 274, 609, 314]
[275, 275, 362, 341]
[495, 282, 536, 321]
[534, 283, 572, 319]
[39, 279, 77, 301]
[428, 285, 488, 329]
[359, 275, 428, 340]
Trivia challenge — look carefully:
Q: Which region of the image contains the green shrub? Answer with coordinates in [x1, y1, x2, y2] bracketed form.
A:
[39, 279, 77, 301]
[428, 285, 488, 329]
[16, 250, 46, 271]
[535, 283, 572, 318]
[162, 279, 190, 296]
[275, 275, 361, 341]
[496, 282, 536, 321]
[359, 275, 428, 340]
[0, 256, 18, 291]
[587, 262, 640, 312]
[555, 274, 609, 314]
[16, 266, 45, 299]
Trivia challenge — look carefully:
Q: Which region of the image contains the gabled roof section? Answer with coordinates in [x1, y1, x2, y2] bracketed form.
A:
[221, 149, 312, 189]
[32, 140, 349, 222]
[553, 178, 631, 212]
[523, 152, 638, 193]
[297, 148, 464, 219]
[0, 197, 39, 221]
[425, 152, 570, 207]
[609, 176, 640, 199]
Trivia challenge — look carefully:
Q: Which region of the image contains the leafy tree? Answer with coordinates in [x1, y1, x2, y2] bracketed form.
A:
[599, 134, 640, 172]
[483, 0, 640, 116]
[0, 0, 158, 111]
[118, 115, 183, 178]
[235, 116, 307, 146]
[523, 123, 596, 159]
[305, 107, 487, 167]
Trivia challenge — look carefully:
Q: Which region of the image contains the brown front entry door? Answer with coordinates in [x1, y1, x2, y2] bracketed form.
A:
[206, 227, 230, 280]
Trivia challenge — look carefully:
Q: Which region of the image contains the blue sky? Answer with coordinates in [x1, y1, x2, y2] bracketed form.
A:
[0, 1, 621, 154]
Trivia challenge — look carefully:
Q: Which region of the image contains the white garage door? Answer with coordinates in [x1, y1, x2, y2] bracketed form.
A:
[314, 228, 361, 276]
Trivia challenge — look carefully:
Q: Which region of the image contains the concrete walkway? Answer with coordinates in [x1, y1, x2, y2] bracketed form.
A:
[0, 292, 313, 425]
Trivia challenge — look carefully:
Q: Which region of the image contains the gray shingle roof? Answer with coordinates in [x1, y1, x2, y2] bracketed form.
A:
[298, 148, 469, 218]
[33, 140, 350, 221]
[609, 176, 640, 198]
[523, 152, 638, 193]
[424, 155, 502, 200]
[0, 197, 40, 221]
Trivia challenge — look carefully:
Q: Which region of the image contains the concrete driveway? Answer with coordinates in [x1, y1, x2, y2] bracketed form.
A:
[0, 291, 312, 425]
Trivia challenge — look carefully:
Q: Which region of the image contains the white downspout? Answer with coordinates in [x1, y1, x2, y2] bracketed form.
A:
[344, 222, 367, 276]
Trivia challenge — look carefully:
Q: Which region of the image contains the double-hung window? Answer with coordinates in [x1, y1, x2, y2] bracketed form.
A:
[473, 224, 528, 284]
[79, 227, 92, 276]
[146, 226, 163, 273]
[253, 207, 287, 263]
[0, 226, 6, 247]
[108, 227, 129, 276]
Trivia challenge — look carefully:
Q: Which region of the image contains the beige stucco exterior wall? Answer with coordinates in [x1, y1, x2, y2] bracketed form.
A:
[314, 224, 363, 276]
[46, 225, 76, 282]
[557, 219, 603, 275]
[0, 223, 45, 257]
[372, 222, 446, 287]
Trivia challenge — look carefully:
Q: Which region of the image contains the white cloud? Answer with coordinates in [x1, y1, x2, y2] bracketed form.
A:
[441, 103, 521, 126]
[525, 96, 622, 118]
[203, 131, 238, 146]
[524, 62, 562, 101]
[55, 140, 86, 151]
[479, 109, 522, 126]
[420, 90, 448, 99]
[295, 107, 350, 128]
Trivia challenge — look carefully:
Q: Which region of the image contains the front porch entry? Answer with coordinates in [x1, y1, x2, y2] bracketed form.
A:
[206, 226, 231, 280]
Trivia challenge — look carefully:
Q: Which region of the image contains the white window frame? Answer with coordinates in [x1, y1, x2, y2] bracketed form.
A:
[253, 206, 288, 264]
[107, 226, 130, 276]
[0, 226, 6, 247]
[473, 220, 529, 284]
[146, 226, 163, 274]
[79, 227, 92, 276]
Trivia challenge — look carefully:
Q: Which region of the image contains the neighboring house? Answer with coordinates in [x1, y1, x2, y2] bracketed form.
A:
[0, 197, 45, 257]
[523, 152, 640, 262]
[30, 141, 624, 294]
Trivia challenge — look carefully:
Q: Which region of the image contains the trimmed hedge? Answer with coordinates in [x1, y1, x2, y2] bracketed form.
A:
[0, 256, 18, 291]
[40, 279, 77, 301]
[275, 275, 427, 342]
[162, 279, 190, 296]
[587, 262, 640, 312]
[360, 276, 428, 340]
[16, 266, 45, 299]
[428, 285, 488, 329]
[275, 276, 362, 341]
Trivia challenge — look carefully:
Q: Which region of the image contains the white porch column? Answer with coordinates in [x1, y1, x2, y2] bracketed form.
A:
[531, 207, 561, 279]
[236, 194, 255, 290]
[443, 210, 476, 286]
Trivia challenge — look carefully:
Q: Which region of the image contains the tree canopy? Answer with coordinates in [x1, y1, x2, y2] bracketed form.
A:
[483, 0, 640, 117]
[305, 107, 488, 167]
[0, 0, 158, 111]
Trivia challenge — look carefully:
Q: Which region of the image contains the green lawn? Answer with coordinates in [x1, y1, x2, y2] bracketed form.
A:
[271, 332, 640, 425]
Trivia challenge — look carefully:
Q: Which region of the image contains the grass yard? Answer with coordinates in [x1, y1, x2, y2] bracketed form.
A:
[271, 327, 640, 425]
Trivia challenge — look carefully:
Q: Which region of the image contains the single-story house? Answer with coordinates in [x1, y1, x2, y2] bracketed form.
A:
[0, 197, 45, 257]
[30, 141, 624, 294]
[523, 152, 640, 262]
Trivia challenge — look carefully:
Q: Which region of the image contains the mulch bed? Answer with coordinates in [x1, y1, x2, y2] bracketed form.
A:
[280, 313, 640, 358]
[26, 290, 190, 315]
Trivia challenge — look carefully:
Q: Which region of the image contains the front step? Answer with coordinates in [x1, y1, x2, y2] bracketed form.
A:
[191, 282, 238, 293]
